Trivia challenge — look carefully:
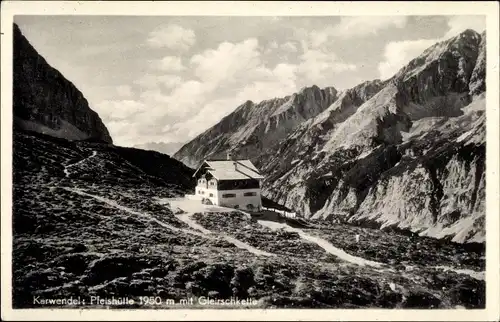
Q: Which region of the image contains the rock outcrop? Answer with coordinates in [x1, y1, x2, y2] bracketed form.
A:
[174, 85, 338, 168]
[177, 29, 486, 244]
[259, 30, 486, 243]
[468, 31, 486, 97]
[13, 23, 113, 143]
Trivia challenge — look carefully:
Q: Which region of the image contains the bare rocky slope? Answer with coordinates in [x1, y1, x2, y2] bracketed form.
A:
[176, 30, 487, 244]
[13, 23, 113, 143]
[174, 85, 338, 168]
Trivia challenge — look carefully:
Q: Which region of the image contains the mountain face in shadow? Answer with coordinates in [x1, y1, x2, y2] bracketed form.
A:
[13, 23, 113, 143]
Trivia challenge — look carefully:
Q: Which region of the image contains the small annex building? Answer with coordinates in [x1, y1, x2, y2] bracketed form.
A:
[193, 153, 263, 211]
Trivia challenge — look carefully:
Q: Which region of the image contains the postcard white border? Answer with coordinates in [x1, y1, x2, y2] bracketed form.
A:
[1, 1, 499, 321]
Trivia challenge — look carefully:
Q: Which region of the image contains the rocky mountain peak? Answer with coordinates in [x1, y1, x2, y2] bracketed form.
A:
[395, 29, 481, 85]
[174, 84, 338, 168]
[252, 30, 487, 244]
[243, 99, 254, 107]
[297, 85, 338, 100]
[300, 84, 318, 90]
[13, 23, 113, 143]
[298, 84, 320, 94]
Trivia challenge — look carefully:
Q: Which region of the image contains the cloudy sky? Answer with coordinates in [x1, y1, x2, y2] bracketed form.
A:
[14, 15, 485, 149]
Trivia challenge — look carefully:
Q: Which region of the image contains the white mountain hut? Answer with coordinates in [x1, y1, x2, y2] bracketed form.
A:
[192, 153, 264, 211]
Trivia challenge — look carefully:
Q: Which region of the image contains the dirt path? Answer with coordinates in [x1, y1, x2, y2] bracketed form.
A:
[63, 150, 98, 177]
[431, 266, 485, 281]
[221, 235, 275, 257]
[59, 192, 275, 258]
[61, 187, 207, 238]
[165, 198, 275, 257]
[60, 190, 485, 279]
[258, 220, 383, 268]
[175, 212, 212, 234]
[258, 219, 485, 280]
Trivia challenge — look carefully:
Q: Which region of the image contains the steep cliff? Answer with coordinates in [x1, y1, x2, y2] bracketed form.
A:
[260, 30, 486, 243]
[173, 85, 338, 168]
[13, 23, 113, 143]
[468, 31, 486, 97]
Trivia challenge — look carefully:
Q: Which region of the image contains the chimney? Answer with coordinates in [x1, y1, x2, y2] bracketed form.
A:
[227, 152, 232, 160]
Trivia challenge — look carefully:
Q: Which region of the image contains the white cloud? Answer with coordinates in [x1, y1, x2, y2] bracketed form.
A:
[135, 74, 183, 89]
[102, 35, 358, 146]
[106, 120, 137, 145]
[264, 41, 298, 59]
[154, 56, 186, 72]
[158, 75, 183, 88]
[170, 98, 237, 139]
[86, 84, 134, 102]
[444, 15, 486, 38]
[310, 30, 330, 48]
[116, 85, 133, 98]
[377, 39, 437, 80]
[236, 63, 298, 102]
[334, 16, 408, 38]
[165, 80, 207, 118]
[95, 99, 146, 121]
[298, 48, 357, 83]
[135, 80, 207, 120]
[147, 24, 196, 51]
[134, 39, 303, 141]
[281, 41, 298, 52]
[138, 89, 171, 106]
[301, 16, 409, 48]
[106, 119, 162, 147]
[190, 38, 261, 88]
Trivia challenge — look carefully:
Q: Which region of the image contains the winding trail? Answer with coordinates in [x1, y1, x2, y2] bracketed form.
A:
[257, 220, 485, 280]
[57, 190, 485, 279]
[258, 220, 384, 268]
[220, 235, 275, 257]
[431, 266, 485, 281]
[63, 150, 98, 177]
[59, 191, 275, 258]
[61, 187, 207, 238]
[175, 212, 212, 234]
[167, 198, 275, 257]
